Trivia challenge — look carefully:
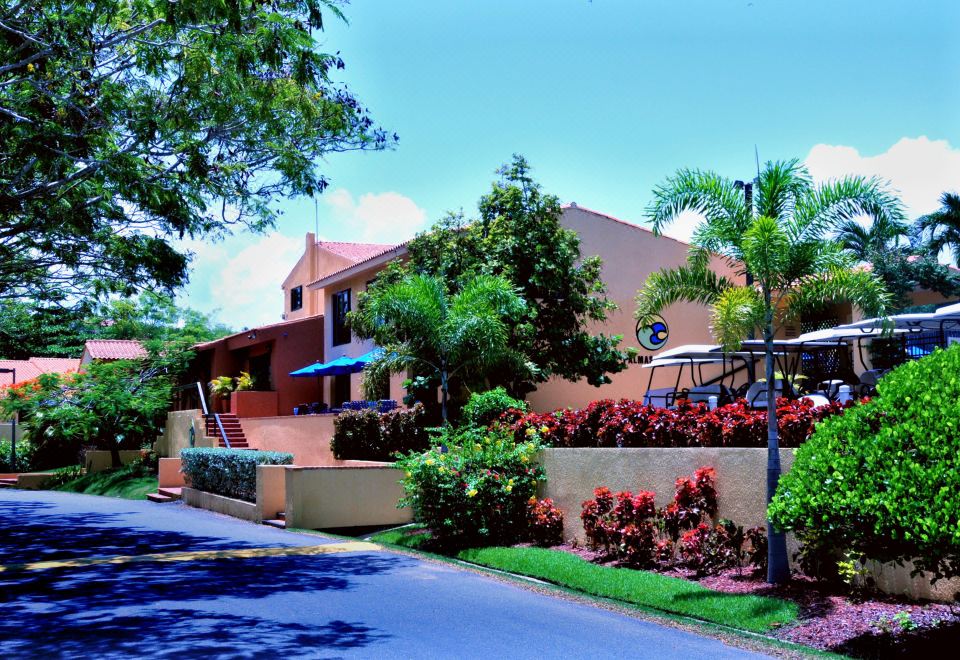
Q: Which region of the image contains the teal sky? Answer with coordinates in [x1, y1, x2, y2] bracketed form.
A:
[180, 0, 960, 329]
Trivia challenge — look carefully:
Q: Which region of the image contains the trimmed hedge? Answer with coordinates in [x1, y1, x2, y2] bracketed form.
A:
[331, 403, 429, 461]
[180, 447, 293, 502]
[461, 387, 527, 429]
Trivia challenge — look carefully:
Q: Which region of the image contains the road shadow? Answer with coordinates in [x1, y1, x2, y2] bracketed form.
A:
[1, 552, 406, 657]
[0, 499, 281, 564]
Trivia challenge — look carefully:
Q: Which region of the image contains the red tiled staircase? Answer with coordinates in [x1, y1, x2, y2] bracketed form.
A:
[205, 414, 249, 448]
[146, 487, 183, 503]
[263, 511, 286, 529]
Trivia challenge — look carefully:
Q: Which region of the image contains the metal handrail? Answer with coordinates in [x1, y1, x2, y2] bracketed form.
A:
[213, 413, 231, 449]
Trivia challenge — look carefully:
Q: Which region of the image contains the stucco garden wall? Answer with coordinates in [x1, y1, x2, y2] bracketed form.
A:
[83, 450, 143, 474]
[284, 464, 411, 530]
[239, 415, 338, 465]
[156, 410, 208, 457]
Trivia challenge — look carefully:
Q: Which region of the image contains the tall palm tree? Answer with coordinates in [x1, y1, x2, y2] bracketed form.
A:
[836, 215, 908, 262]
[635, 159, 899, 584]
[351, 273, 529, 422]
[914, 192, 960, 266]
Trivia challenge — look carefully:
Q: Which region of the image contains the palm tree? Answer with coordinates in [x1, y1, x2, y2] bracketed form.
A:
[914, 192, 960, 266]
[635, 159, 899, 584]
[836, 215, 907, 262]
[351, 273, 529, 422]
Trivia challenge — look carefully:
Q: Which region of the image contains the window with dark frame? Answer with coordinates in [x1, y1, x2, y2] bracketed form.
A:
[332, 288, 351, 346]
[290, 285, 303, 311]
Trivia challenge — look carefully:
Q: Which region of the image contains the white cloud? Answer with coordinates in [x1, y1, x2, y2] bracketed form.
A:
[323, 188, 428, 243]
[805, 136, 960, 218]
[176, 232, 303, 330]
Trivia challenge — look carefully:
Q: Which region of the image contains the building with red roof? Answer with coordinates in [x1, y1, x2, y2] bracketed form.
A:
[80, 339, 148, 365]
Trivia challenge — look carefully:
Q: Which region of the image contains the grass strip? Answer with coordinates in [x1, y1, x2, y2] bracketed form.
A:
[55, 465, 157, 500]
[455, 546, 798, 633]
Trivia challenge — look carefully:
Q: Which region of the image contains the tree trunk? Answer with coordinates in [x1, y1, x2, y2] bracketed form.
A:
[440, 369, 449, 424]
[764, 294, 790, 584]
[110, 444, 121, 469]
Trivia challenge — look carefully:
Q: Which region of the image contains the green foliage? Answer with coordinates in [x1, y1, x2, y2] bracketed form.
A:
[331, 408, 378, 459]
[351, 272, 528, 421]
[180, 447, 293, 503]
[914, 192, 960, 267]
[54, 463, 157, 500]
[0, 345, 188, 469]
[395, 426, 545, 548]
[361, 156, 629, 398]
[235, 371, 255, 392]
[208, 375, 235, 399]
[769, 346, 960, 582]
[43, 464, 85, 489]
[461, 387, 528, 429]
[0, 438, 33, 472]
[0, 1, 391, 305]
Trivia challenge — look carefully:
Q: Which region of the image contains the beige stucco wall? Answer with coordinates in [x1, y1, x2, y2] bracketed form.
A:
[256, 464, 287, 521]
[284, 464, 411, 530]
[156, 410, 207, 458]
[182, 487, 260, 522]
[240, 415, 338, 465]
[527, 206, 743, 411]
[83, 450, 142, 474]
[158, 458, 186, 488]
[541, 447, 794, 542]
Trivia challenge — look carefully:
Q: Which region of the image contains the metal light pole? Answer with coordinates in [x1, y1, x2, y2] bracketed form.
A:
[735, 179, 757, 381]
[0, 367, 15, 468]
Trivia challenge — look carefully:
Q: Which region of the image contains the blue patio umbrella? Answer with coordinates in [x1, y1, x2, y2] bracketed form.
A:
[289, 349, 384, 377]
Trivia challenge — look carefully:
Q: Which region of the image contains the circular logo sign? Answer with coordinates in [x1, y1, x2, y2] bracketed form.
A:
[636, 315, 669, 351]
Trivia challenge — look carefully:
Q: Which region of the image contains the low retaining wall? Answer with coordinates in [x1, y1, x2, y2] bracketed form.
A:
[540, 447, 795, 542]
[158, 458, 186, 488]
[83, 450, 142, 474]
[256, 464, 287, 521]
[539, 447, 960, 602]
[182, 487, 259, 522]
[156, 410, 207, 458]
[284, 464, 411, 530]
[239, 415, 338, 465]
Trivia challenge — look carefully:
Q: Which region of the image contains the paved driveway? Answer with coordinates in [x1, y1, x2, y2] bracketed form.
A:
[0, 491, 771, 659]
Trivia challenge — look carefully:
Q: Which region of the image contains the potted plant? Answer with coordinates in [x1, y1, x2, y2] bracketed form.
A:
[208, 376, 234, 413]
[235, 371, 255, 391]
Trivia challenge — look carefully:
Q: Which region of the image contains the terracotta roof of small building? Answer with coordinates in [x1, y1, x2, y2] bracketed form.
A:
[317, 241, 397, 262]
[307, 240, 412, 289]
[82, 339, 147, 360]
[0, 356, 81, 386]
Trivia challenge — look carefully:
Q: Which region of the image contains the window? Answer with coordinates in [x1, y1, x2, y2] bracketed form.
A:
[332, 288, 351, 346]
[290, 285, 303, 312]
[332, 374, 351, 407]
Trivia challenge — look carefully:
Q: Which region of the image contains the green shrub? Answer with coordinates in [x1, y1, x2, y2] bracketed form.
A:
[43, 464, 84, 488]
[461, 387, 528, 429]
[769, 345, 960, 582]
[331, 403, 429, 461]
[395, 425, 545, 548]
[0, 438, 33, 472]
[180, 447, 292, 502]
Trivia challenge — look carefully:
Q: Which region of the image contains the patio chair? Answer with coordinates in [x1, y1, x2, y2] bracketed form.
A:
[685, 384, 733, 406]
[642, 387, 678, 409]
[377, 399, 398, 412]
[744, 381, 787, 408]
[800, 394, 831, 408]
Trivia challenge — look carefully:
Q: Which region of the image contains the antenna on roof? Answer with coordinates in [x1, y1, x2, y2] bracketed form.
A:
[314, 197, 319, 237]
[754, 145, 761, 181]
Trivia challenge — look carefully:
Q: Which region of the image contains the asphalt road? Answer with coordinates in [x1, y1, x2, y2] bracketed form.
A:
[0, 490, 772, 659]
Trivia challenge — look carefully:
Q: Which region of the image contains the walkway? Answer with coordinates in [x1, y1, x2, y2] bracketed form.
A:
[0, 491, 772, 659]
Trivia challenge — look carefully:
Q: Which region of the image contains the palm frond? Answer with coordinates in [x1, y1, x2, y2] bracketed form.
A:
[741, 216, 790, 286]
[710, 286, 764, 353]
[790, 175, 906, 243]
[646, 168, 746, 236]
[754, 159, 812, 220]
[635, 264, 736, 323]
[781, 266, 892, 321]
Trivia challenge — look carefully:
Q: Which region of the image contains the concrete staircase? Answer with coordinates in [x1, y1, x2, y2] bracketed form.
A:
[205, 414, 249, 448]
[263, 511, 286, 529]
[0, 477, 18, 489]
[146, 486, 183, 504]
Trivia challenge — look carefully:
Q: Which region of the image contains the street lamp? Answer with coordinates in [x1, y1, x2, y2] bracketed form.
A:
[0, 367, 15, 468]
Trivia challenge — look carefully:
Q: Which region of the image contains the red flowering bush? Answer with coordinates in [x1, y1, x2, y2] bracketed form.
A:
[678, 522, 743, 577]
[504, 397, 849, 448]
[745, 526, 768, 573]
[580, 466, 768, 576]
[527, 497, 564, 547]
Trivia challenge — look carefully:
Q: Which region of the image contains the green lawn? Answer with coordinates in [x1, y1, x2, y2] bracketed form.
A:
[370, 528, 798, 634]
[55, 464, 157, 500]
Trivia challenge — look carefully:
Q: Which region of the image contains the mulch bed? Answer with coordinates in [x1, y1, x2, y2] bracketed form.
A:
[552, 542, 960, 657]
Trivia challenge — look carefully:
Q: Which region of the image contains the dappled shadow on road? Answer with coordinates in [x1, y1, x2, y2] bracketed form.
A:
[0, 499, 272, 564]
[1, 552, 406, 657]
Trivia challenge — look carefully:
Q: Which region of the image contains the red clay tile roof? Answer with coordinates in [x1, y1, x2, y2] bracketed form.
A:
[83, 339, 147, 360]
[318, 241, 397, 262]
[308, 241, 412, 288]
[0, 356, 81, 386]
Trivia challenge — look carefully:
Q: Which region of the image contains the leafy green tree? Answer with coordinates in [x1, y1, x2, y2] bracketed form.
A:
[0, 299, 93, 358]
[0, 0, 391, 304]
[378, 156, 628, 397]
[351, 273, 529, 422]
[0, 342, 189, 468]
[635, 159, 897, 583]
[92, 292, 233, 344]
[914, 192, 960, 267]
